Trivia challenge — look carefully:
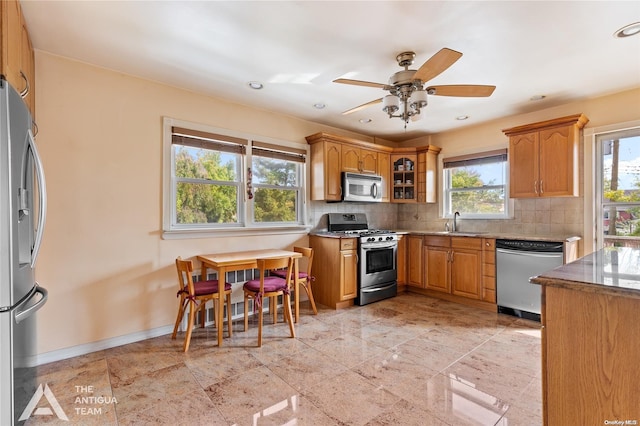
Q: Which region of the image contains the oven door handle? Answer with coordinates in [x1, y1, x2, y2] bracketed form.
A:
[361, 283, 396, 293]
[361, 243, 397, 250]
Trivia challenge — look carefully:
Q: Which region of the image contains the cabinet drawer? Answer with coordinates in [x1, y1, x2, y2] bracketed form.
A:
[451, 236, 482, 250]
[483, 275, 496, 290]
[483, 239, 496, 251]
[424, 235, 450, 247]
[340, 238, 357, 250]
[482, 288, 496, 303]
[483, 250, 496, 265]
[483, 263, 496, 278]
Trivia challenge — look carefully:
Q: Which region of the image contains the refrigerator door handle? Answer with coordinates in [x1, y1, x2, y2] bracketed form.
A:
[15, 283, 48, 324]
[27, 129, 47, 268]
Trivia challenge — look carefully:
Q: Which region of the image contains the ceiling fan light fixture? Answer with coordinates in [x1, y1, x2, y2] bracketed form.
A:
[410, 90, 428, 109]
[614, 22, 640, 38]
[382, 94, 400, 114]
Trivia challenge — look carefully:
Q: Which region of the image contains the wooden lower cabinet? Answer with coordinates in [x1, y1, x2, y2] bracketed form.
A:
[309, 235, 358, 309]
[425, 245, 450, 293]
[407, 234, 424, 288]
[481, 239, 496, 303]
[396, 234, 407, 287]
[409, 235, 495, 312]
[541, 285, 640, 424]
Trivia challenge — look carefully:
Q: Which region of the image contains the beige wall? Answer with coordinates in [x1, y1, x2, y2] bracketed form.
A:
[33, 52, 376, 356]
[34, 49, 640, 358]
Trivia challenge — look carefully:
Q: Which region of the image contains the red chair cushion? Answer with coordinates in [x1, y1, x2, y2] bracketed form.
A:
[187, 280, 231, 296]
[243, 276, 288, 293]
[271, 269, 309, 280]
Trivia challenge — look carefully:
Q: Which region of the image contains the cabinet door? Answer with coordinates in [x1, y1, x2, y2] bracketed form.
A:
[509, 132, 539, 198]
[378, 152, 390, 202]
[425, 247, 450, 293]
[324, 141, 342, 201]
[1, 0, 23, 91]
[20, 10, 34, 115]
[407, 235, 423, 287]
[396, 234, 407, 285]
[539, 125, 578, 197]
[342, 145, 361, 173]
[340, 249, 358, 300]
[360, 148, 378, 174]
[451, 249, 482, 299]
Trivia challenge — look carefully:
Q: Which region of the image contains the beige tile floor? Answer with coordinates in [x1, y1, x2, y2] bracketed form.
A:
[26, 293, 543, 425]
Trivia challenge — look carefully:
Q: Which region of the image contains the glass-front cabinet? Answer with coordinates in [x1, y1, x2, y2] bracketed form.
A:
[391, 154, 416, 202]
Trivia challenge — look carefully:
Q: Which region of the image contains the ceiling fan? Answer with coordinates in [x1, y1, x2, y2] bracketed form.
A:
[334, 48, 496, 127]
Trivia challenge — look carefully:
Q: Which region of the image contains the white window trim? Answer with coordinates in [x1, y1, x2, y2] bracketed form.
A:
[587, 119, 640, 252]
[441, 150, 512, 220]
[162, 117, 311, 239]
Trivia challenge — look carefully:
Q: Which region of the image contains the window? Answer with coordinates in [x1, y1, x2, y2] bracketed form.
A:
[443, 150, 509, 218]
[163, 118, 307, 235]
[597, 127, 640, 248]
[250, 141, 305, 224]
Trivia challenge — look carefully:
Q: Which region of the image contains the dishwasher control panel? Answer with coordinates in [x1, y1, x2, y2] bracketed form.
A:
[496, 239, 563, 253]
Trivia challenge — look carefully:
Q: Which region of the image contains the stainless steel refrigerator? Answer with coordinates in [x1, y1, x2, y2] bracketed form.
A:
[0, 79, 48, 424]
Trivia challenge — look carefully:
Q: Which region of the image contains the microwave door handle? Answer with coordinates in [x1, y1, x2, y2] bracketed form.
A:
[28, 129, 47, 268]
[372, 183, 378, 199]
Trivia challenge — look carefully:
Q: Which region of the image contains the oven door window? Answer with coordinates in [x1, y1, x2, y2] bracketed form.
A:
[365, 247, 395, 274]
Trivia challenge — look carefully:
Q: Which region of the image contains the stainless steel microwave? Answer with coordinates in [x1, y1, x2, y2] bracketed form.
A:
[342, 172, 383, 202]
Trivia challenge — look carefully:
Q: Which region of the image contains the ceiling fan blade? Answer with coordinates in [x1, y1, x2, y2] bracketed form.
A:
[413, 48, 463, 83]
[426, 84, 496, 97]
[342, 98, 383, 115]
[333, 78, 387, 89]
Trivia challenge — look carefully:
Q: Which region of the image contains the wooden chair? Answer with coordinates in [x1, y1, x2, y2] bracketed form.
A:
[243, 256, 296, 347]
[171, 257, 232, 352]
[271, 246, 318, 319]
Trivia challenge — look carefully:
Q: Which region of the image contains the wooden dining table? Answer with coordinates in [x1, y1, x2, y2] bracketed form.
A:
[196, 249, 301, 346]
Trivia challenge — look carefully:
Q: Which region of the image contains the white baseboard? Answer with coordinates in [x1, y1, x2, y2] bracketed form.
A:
[34, 324, 175, 366]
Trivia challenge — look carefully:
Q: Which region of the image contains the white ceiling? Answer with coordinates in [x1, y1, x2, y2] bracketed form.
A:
[21, 1, 640, 142]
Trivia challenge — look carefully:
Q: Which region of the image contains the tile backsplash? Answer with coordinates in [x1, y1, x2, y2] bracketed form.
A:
[309, 196, 583, 238]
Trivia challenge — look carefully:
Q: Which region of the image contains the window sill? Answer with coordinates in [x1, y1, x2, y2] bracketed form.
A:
[162, 225, 312, 240]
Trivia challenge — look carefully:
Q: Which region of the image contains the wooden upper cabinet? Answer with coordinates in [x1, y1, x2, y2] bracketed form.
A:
[342, 145, 378, 174]
[309, 139, 342, 201]
[1, 0, 36, 116]
[306, 132, 393, 201]
[504, 114, 589, 198]
[377, 152, 390, 202]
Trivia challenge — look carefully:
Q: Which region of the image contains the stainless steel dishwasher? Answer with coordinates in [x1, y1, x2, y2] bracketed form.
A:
[496, 239, 564, 321]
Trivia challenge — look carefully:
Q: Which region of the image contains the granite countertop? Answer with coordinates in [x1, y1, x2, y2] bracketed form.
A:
[394, 229, 581, 243]
[530, 246, 640, 299]
[311, 229, 580, 243]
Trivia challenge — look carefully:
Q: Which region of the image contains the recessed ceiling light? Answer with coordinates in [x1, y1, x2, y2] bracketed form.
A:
[313, 103, 326, 109]
[614, 22, 640, 38]
[455, 115, 469, 121]
[530, 95, 546, 101]
[359, 118, 372, 124]
[248, 81, 263, 90]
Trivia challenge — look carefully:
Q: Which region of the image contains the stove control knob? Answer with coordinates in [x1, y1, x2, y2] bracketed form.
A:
[386, 236, 394, 241]
[367, 237, 375, 242]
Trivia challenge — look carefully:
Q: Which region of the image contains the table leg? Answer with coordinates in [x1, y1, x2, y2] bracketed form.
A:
[218, 266, 226, 346]
[294, 258, 299, 324]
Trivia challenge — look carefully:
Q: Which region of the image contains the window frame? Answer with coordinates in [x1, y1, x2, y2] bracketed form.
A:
[594, 125, 640, 249]
[442, 149, 511, 219]
[162, 117, 309, 239]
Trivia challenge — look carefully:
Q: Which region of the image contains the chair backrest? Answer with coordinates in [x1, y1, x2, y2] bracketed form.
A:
[175, 256, 196, 295]
[258, 256, 295, 284]
[294, 246, 314, 276]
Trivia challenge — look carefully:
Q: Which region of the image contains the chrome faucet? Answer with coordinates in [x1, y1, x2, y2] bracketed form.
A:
[453, 211, 460, 232]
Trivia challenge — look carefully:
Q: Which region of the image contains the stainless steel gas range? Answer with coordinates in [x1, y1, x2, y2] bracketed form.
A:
[327, 213, 398, 305]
